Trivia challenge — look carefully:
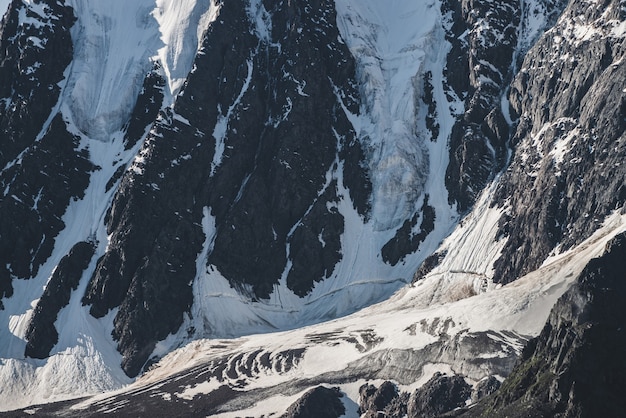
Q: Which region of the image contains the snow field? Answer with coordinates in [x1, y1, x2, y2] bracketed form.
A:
[109, 209, 626, 417]
[0, 0, 9, 17]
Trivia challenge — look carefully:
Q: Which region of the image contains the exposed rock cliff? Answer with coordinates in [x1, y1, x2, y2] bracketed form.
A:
[460, 231, 626, 417]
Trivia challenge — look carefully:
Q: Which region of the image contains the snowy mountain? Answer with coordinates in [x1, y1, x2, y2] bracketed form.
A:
[0, 0, 624, 415]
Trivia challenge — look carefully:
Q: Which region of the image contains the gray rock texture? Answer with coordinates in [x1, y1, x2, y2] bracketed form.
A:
[492, 0, 626, 283]
[458, 231, 626, 417]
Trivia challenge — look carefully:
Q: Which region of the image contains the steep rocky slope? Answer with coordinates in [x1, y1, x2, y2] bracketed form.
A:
[0, 0, 624, 414]
[492, 0, 626, 284]
[459, 232, 626, 418]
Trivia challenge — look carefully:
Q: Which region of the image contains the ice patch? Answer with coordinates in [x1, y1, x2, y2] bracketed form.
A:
[63, 0, 162, 141]
[63, 0, 218, 142]
[154, 0, 220, 99]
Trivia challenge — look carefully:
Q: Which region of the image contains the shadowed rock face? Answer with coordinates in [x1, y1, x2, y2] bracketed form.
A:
[0, 0, 83, 309]
[458, 232, 626, 418]
[25, 241, 95, 359]
[407, 373, 472, 418]
[359, 381, 409, 418]
[282, 386, 346, 418]
[356, 374, 473, 418]
[443, 0, 521, 211]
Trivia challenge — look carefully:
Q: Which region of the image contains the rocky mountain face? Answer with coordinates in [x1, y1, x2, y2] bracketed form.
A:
[492, 0, 626, 284]
[81, 0, 369, 377]
[0, 0, 87, 309]
[459, 232, 626, 418]
[0, 0, 625, 415]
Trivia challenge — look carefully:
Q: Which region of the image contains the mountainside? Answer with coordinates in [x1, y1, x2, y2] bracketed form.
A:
[0, 0, 624, 415]
[459, 231, 626, 417]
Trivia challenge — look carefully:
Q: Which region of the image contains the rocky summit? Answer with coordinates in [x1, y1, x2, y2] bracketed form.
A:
[0, 0, 624, 416]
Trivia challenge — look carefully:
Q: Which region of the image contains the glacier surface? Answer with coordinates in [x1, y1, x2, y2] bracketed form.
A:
[63, 0, 215, 141]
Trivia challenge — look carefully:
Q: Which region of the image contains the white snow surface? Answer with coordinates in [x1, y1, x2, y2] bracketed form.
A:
[0, 0, 9, 18]
[335, 0, 441, 231]
[73, 209, 626, 416]
[63, 0, 216, 141]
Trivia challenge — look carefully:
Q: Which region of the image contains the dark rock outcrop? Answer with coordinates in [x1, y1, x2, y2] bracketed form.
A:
[0, 0, 81, 309]
[407, 373, 472, 418]
[444, 0, 521, 211]
[282, 386, 345, 418]
[0, 0, 76, 167]
[356, 374, 473, 418]
[459, 231, 626, 417]
[412, 250, 448, 283]
[358, 381, 408, 418]
[492, 0, 626, 284]
[382, 195, 436, 266]
[24, 241, 95, 359]
[470, 375, 501, 404]
[122, 66, 166, 151]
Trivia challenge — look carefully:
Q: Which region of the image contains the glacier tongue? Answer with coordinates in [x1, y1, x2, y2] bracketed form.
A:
[63, 0, 215, 141]
[335, 0, 438, 231]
